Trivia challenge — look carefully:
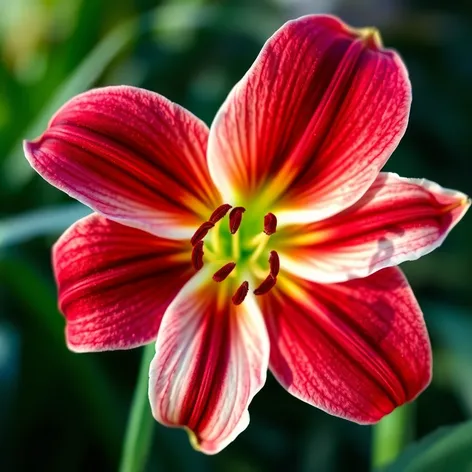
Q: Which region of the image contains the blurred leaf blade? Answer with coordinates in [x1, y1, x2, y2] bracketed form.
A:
[0, 203, 91, 249]
[384, 420, 472, 472]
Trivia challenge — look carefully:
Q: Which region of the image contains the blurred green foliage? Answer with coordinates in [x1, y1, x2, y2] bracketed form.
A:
[1, 0, 471, 471]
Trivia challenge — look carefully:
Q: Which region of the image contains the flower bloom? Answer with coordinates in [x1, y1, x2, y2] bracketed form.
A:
[24, 15, 469, 454]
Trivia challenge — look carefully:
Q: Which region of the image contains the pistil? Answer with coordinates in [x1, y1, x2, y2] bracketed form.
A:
[249, 233, 270, 263]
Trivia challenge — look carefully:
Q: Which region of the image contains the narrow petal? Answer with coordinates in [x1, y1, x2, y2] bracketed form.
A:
[53, 214, 193, 352]
[277, 173, 470, 283]
[25, 86, 221, 240]
[207, 15, 410, 221]
[261, 268, 431, 423]
[149, 270, 269, 454]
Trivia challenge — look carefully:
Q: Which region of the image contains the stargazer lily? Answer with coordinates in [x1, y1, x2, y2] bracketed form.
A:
[24, 15, 469, 454]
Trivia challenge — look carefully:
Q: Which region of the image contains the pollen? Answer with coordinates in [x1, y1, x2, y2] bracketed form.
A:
[191, 240, 204, 270]
[269, 250, 280, 278]
[209, 203, 232, 224]
[254, 274, 277, 296]
[229, 207, 246, 234]
[212, 262, 237, 282]
[232, 281, 249, 305]
[263, 212, 277, 235]
[191, 221, 214, 246]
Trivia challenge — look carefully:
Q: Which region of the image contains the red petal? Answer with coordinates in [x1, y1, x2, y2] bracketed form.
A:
[53, 214, 192, 352]
[149, 272, 269, 454]
[25, 86, 221, 239]
[261, 268, 431, 423]
[207, 15, 410, 222]
[278, 173, 470, 283]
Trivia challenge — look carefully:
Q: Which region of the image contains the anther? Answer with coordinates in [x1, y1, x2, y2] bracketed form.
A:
[269, 250, 280, 278]
[209, 204, 232, 224]
[229, 207, 246, 234]
[232, 281, 249, 305]
[254, 274, 277, 295]
[190, 221, 214, 246]
[191, 241, 204, 270]
[263, 212, 277, 235]
[212, 262, 236, 282]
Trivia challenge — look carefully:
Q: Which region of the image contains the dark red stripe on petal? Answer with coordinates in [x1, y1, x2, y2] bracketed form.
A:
[207, 15, 411, 223]
[53, 214, 192, 352]
[24, 86, 222, 239]
[277, 172, 470, 284]
[149, 274, 269, 454]
[261, 268, 431, 423]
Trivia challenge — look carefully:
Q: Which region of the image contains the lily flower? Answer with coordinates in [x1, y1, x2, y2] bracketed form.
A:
[24, 15, 469, 454]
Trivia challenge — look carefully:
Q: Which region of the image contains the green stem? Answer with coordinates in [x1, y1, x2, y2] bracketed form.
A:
[371, 404, 412, 470]
[119, 343, 156, 472]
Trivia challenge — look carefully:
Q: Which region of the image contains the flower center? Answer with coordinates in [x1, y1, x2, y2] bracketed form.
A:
[190, 203, 280, 305]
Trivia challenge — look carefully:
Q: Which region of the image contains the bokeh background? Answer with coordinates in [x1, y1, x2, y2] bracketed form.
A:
[1, 0, 471, 471]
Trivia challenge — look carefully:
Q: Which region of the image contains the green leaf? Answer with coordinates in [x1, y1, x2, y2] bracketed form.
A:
[384, 421, 472, 472]
[0, 203, 91, 249]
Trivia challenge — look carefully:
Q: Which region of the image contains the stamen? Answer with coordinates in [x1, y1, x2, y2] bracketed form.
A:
[254, 274, 277, 295]
[232, 281, 249, 305]
[229, 207, 246, 234]
[191, 241, 204, 270]
[264, 213, 277, 235]
[190, 221, 214, 246]
[212, 262, 236, 282]
[269, 250, 280, 277]
[209, 204, 232, 224]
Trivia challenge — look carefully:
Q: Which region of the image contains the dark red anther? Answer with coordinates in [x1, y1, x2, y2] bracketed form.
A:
[190, 221, 214, 246]
[253, 274, 277, 295]
[209, 204, 232, 224]
[232, 281, 249, 305]
[269, 250, 280, 278]
[229, 207, 246, 234]
[264, 212, 277, 235]
[212, 262, 236, 282]
[191, 241, 204, 270]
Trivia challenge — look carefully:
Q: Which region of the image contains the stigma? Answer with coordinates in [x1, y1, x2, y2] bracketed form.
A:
[190, 203, 281, 305]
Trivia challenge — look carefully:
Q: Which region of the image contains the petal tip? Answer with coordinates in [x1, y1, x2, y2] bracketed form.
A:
[351, 26, 383, 49]
[23, 139, 37, 160]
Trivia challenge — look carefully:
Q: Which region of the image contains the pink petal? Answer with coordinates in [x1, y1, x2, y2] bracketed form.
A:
[277, 173, 470, 283]
[25, 86, 221, 240]
[261, 268, 431, 423]
[208, 15, 411, 222]
[54, 214, 193, 352]
[149, 271, 269, 454]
